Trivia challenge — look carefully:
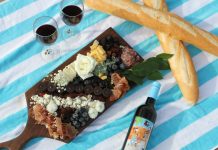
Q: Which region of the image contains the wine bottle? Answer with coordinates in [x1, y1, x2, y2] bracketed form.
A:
[122, 82, 161, 150]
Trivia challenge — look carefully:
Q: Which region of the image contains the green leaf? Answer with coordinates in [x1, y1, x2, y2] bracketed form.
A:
[132, 60, 159, 76]
[147, 71, 163, 80]
[125, 73, 144, 85]
[156, 53, 173, 60]
[156, 58, 171, 70]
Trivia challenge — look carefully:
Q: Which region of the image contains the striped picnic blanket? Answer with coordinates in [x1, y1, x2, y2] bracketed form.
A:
[0, 0, 218, 149]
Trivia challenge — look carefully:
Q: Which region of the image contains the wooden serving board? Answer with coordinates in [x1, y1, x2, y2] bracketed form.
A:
[0, 28, 143, 150]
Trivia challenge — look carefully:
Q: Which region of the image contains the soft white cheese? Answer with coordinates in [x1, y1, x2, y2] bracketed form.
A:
[95, 101, 105, 113]
[88, 108, 98, 119]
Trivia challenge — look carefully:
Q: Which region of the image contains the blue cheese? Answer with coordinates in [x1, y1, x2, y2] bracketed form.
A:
[46, 100, 58, 114]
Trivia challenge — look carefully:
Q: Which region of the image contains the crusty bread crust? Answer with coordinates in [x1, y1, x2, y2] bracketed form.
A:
[85, 0, 218, 56]
[143, 0, 199, 103]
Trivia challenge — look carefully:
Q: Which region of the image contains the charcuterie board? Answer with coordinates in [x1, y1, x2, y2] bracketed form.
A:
[0, 27, 143, 150]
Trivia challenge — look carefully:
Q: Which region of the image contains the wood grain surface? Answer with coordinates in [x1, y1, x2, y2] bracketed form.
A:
[0, 28, 143, 150]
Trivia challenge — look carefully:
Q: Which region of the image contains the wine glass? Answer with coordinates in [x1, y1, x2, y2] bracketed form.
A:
[60, 0, 84, 39]
[33, 16, 59, 60]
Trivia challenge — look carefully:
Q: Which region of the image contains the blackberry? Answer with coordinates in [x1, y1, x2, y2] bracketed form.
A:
[94, 86, 102, 96]
[39, 82, 48, 92]
[113, 37, 119, 44]
[47, 83, 56, 93]
[100, 38, 106, 46]
[102, 88, 112, 98]
[84, 79, 92, 85]
[73, 76, 82, 85]
[66, 82, 75, 93]
[75, 84, 84, 93]
[105, 44, 111, 51]
[106, 35, 113, 42]
[84, 85, 93, 94]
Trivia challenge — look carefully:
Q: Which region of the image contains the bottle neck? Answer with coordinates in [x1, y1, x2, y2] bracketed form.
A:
[145, 97, 155, 105]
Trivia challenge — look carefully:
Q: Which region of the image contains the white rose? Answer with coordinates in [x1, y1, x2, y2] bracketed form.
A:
[74, 54, 97, 80]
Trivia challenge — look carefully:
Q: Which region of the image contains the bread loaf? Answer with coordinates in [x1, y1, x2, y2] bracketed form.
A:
[85, 0, 218, 56]
[143, 0, 199, 103]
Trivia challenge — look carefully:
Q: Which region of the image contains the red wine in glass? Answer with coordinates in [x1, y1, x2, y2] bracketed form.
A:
[61, 5, 83, 26]
[36, 24, 58, 44]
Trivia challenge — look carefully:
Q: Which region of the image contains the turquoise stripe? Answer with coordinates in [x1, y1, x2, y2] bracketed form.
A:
[0, 1, 60, 45]
[0, 11, 109, 73]
[0, 108, 27, 136]
[59, 93, 218, 150]
[0, 25, 217, 110]
[0, 0, 35, 17]
[182, 126, 218, 150]
[134, 0, 218, 56]
[0, 0, 216, 149]
[0, 0, 195, 103]
[157, 58, 218, 110]
[0, 0, 188, 72]
[185, 1, 218, 24]
[0, 54, 217, 148]
[0, 44, 84, 105]
[0, 0, 213, 76]
[147, 93, 218, 149]
[134, 36, 160, 56]
[0, 1, 108, 45]
[23, 138, 43, 150]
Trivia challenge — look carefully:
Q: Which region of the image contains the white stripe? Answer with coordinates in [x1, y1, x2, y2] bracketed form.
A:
[171, 0, 212, 16]
[90, 107, 218, 150]
[0, 16, 124, 88]
[125, 0, 215, 47]
[153, 108, 218, 150]
[0, 0, 212, 61]
[0, 94, 26, 121]
[0, 0, 60, 32]
[0, 5, 92, 61]
[0, 1, 217, 149]
[0, 1, 217, 90]
[0, 29, 217, 139]
[90, 129, 128, 150]
[25, 138, 65, 150]
[1, 44, 216, 150]
[83, 51, 217, 132]
[156, 76, 218, 127]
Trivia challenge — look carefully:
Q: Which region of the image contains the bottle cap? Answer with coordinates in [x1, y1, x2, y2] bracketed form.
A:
[148, 82, 161, 100]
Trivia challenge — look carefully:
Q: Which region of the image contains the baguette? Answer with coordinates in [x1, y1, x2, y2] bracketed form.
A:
[142, 0, 199, 103]
[85, 0, 218, 56]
